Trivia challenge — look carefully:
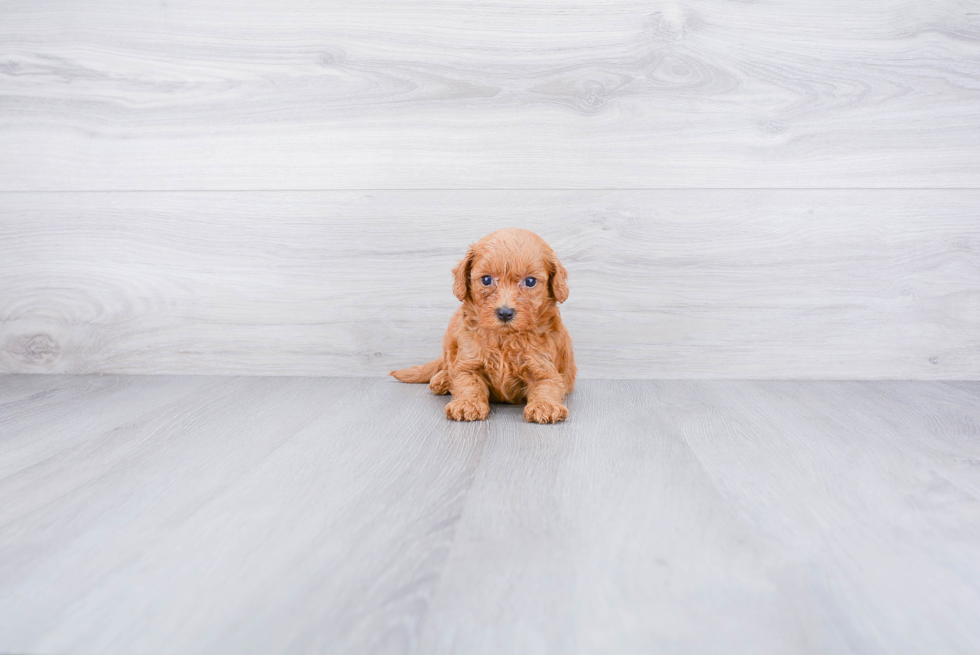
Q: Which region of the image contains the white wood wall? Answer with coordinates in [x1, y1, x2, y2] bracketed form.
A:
[1, 1, 978, 378]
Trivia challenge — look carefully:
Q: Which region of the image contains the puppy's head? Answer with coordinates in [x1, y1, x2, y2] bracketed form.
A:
[452, 228, 568, 332]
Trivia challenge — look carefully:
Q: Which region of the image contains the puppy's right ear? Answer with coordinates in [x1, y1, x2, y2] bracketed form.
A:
[452, 245, 475, 301]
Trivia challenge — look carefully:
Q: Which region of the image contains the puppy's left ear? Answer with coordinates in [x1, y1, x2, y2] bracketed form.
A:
[452, 245, 476, 302]
[548, 251, 569, 303]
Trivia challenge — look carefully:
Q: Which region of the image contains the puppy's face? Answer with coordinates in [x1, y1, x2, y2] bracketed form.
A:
[469, 256, 549, 332]
[452, 229, 568, 332]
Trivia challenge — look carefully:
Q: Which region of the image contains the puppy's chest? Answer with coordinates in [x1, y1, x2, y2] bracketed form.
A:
[482, 342, 530, 403]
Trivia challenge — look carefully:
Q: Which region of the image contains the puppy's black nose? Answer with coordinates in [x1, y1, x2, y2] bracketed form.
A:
[496, 306, 516, 322]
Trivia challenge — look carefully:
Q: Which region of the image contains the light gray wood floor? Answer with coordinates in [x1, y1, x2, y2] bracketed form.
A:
[1, 375, 978, 654]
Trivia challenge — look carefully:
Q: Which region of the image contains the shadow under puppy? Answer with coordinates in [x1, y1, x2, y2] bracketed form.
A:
[391, 228, 576, 423]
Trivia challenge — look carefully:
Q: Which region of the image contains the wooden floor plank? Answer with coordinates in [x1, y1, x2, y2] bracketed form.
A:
[674, 381, 980, 655]
[0, 373, 90, 406]
[1, 377, 979, 654]
[418, 381, 811, 654]
[0, 375, 216, 481]
[417, 381, 980, 654]
[0, 377, 486, 655]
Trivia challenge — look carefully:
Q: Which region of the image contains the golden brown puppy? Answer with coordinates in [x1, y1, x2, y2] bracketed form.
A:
[391, 228, 576, 423]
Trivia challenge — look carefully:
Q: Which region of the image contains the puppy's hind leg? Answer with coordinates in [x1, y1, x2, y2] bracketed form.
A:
[429, 369, 450, 395]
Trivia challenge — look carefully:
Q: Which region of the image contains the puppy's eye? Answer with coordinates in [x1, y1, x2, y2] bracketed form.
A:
[524, 277, 537, 288]
[480, 275, 493, 287]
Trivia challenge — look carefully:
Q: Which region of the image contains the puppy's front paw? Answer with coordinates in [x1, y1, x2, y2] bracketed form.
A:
[445, 398, 490, 421]
[524, 400, 568, 424]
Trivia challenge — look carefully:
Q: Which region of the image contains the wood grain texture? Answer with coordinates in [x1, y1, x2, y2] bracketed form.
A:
[417, 379, 980, 654]
[1, 1, 979, 189]
[2, 190, 977, 378]
[0, 375, 488, 654]
[1, 376, 979, 653]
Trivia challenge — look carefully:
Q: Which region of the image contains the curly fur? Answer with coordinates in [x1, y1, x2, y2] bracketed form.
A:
[391, 228, 576, 423]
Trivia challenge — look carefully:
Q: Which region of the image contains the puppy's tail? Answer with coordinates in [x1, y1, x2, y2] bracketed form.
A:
[390, 357, 443, 384]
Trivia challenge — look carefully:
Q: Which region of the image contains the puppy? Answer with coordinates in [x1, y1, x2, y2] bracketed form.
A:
[391, 228, 576, 423]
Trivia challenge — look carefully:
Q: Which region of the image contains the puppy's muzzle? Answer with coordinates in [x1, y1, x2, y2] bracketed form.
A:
[495, 306, 516, 322]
